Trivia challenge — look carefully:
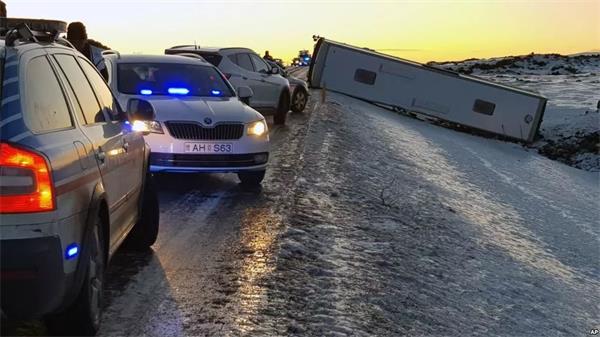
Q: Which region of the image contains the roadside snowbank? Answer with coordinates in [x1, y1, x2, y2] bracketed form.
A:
[479, 73, 599, 171]
[428, 53, 600, 75]
[429, 55, 599, 171]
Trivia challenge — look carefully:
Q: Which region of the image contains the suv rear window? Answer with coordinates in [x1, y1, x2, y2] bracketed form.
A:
[197, 53, 223, 67]
[24, 56, 73, 132]
[236, 53, 254, 72]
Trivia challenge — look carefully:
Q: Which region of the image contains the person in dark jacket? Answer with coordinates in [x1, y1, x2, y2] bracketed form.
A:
[67, 22, 92, 60]
[263, 50, 274, 62]
[67, 22, 110, 79]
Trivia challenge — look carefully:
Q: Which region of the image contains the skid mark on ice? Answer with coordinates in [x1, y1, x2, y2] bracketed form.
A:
[230, 207, 281, 335]
[333, 94, 592, 288]
[463, 146, 598, 238]
[325, 94, 599, 333]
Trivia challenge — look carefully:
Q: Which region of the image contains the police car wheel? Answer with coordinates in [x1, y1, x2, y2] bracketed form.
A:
[238, 170, 266, 187]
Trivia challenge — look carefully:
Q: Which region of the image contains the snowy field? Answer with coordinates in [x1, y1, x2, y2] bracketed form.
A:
[483, 73, 599, 171]
[430, 54, 599, 172]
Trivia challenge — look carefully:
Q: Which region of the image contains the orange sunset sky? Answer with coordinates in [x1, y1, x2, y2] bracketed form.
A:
[8, 0, 600, 64]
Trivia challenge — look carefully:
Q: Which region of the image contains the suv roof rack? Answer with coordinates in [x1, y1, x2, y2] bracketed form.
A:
[170, 44, 198, 50]
[170, 52, 206, 61]
[1, 18, 71, 48]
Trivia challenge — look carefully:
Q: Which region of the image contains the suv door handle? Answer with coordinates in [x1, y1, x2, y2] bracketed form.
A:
[96, 149, 106, 164]
[242, 76, 248, 80]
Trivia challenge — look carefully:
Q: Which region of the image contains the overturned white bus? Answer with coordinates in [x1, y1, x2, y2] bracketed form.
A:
[308, 38, 547, 143]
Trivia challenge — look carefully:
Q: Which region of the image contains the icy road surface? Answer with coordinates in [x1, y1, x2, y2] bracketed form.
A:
[6, 77, 596, 335]
[95, 89, 600, 336]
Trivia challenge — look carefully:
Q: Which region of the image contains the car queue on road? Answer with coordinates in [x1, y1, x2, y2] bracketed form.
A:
[0, 17, 309, 336]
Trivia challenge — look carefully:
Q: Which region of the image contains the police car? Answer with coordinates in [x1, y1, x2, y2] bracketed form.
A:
[0, 19, 159, 335]
[102, 52, 270, 186]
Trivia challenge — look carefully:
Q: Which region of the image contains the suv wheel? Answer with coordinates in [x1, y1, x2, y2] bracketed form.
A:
[46, 215, 105, 336]
[273, 91, 290, 125]
[126, 173, 159, 250]
[291, 88, 308, 113]
[238, 170, 266, 187]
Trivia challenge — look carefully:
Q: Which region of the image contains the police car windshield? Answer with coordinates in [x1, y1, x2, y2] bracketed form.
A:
[117, 63, 233, 97]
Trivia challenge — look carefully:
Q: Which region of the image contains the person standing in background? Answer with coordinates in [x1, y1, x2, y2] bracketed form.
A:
[263, 50, 274, 62]
[66, 21, 110, 79]
[1, 1, 7, 17]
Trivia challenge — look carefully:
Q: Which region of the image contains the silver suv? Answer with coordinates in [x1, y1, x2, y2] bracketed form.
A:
[0, 19, 159, 335]
[165, 46, 291, 125]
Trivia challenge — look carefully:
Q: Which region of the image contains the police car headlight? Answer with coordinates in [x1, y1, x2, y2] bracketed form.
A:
[247, 120, 267, 136]
[132, 120, 164, 134]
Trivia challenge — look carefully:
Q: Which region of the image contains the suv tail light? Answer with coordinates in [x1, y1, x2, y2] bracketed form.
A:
[0, 142, 55, 213]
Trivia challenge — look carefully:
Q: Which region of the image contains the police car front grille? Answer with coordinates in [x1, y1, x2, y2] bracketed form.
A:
[165, 122, 244, 140]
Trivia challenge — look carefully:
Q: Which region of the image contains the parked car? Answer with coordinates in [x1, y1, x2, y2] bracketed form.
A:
[102, 52, 270, 185]
[266, 60, 309, 113]
[0, 19, 159, 335]
[165, 46, 291, 125]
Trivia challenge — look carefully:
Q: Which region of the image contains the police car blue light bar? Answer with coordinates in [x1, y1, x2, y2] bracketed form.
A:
[168, 88, 189, 95]
[140, 89, 153, 95]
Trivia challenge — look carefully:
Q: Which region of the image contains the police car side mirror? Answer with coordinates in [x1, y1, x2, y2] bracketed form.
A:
[127, 98, 155, 121]
[270, 67, 279, 75]
[237, 86, 253, 105]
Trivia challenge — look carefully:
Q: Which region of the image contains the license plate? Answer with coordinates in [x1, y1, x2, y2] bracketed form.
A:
[184, 143, 233, 153]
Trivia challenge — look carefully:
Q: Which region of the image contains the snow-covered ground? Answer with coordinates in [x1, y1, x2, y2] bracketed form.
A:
[261, 92, 599, 336]
[428, 53, 600, 76]
[481, 73, 599, 171]
[429, 54, 599, 172]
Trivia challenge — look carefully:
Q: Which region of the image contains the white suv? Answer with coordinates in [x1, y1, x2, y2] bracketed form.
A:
[165, 46, 291, 125]
[1, 19, 159, 335]
[103, 53, 270, 186]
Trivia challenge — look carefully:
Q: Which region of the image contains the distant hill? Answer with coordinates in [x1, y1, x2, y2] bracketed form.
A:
[427, 53, 600, 75]
[569, 50, 600, 56]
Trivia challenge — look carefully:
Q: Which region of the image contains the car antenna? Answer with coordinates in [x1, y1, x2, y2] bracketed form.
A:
[194, 40, 197, 50]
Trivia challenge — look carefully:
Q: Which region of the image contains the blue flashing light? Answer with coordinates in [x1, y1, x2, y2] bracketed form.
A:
[65, 243, 79, 260]
[140, 89, 153, 95]
[304, 57, 310, 61]
[168, 87, 190, 95]
[211, 90, 221, 96]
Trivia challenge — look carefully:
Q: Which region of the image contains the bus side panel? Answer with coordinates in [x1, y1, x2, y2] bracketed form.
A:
[317, 41, 545, 142]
